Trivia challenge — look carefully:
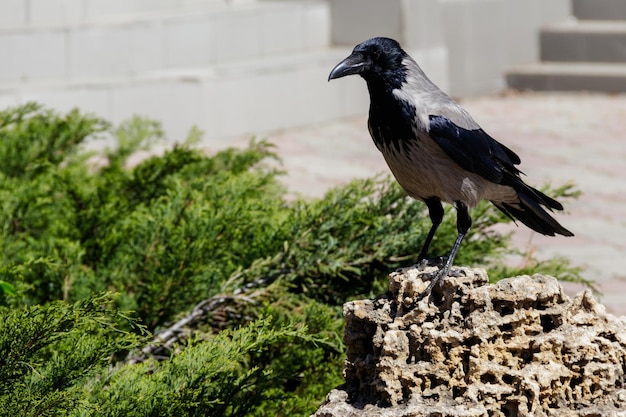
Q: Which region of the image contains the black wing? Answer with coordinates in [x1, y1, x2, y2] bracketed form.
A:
[428, 115, 564, 212]
[427, 114, 521, 184]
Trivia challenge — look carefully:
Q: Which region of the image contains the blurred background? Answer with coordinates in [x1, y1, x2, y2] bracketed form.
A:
[0, 0, 625, 313]
[0, 0, 590, 141]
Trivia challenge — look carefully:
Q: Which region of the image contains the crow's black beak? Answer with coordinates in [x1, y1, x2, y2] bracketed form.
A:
[328, 53, 369, 81]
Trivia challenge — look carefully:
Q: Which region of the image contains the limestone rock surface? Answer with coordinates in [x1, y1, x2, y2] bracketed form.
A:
[313, 266, 626, 417]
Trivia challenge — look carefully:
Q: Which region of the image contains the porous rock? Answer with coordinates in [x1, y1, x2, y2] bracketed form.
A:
[313, 266, 626, 417]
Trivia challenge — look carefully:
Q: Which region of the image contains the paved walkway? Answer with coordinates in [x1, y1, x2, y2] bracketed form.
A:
[216, 91, 626, 316]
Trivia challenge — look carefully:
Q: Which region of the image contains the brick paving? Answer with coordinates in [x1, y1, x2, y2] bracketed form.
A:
[215, 91, 626, 316]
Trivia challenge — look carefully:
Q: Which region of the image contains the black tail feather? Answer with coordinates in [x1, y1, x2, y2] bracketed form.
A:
[492, 189, 573, 237]
[524, 186, 563, 212]
[503, 171, 564, 211]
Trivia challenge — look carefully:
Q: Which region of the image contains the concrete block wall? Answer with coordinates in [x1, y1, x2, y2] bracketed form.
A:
[0, 0, 240, 26]
[0, 0, 359, 143]
[0, 51, 368, 146]
[0, 0, 573, 142]
[0, 2, 330, 83]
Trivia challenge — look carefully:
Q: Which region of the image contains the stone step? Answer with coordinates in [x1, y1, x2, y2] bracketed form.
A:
[0, 48, 369, 143]
[0, 0, 329, 82]
[572, 0, 626, 21]
[506, 62, 626, 93]
[540, 20, 626, 63]
[0, 43, 449, 143]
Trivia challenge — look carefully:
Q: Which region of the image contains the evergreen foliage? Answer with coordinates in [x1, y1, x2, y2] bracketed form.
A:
[0, 103, 586, 416]
[0, 294, 142, 417]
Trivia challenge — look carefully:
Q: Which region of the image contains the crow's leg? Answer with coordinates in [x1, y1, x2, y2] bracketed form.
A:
[416, 198, 445, 266]
[416, 201, 472, 300]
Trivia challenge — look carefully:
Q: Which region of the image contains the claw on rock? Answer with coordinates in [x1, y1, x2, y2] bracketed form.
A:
[415, 265, 466, 301]
[416, 256, 447, 269]
[415, 268, 446, 301]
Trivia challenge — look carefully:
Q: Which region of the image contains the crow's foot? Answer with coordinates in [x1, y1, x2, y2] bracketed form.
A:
[447, 267, 466, 278]
[415, 266, 465, 301]
[416, 256, 447, 270]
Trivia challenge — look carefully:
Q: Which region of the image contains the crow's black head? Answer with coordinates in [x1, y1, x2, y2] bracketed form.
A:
[329, 38, 416, 153]
[328, 37, 407, 87]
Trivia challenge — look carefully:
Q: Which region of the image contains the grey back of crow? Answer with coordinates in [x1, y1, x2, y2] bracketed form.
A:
[328, 37, 573, 299]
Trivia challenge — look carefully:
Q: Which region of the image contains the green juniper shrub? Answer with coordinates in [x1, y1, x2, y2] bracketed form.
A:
[0, 294, 143, 417]
[77, 305, 343, 417]
[0, 103, 586, 417]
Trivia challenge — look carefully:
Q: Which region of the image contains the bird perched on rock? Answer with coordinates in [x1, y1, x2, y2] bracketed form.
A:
[328, 37, 573, 299]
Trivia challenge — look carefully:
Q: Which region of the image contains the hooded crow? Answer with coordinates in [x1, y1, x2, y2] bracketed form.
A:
[328, 37, 573, 299]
